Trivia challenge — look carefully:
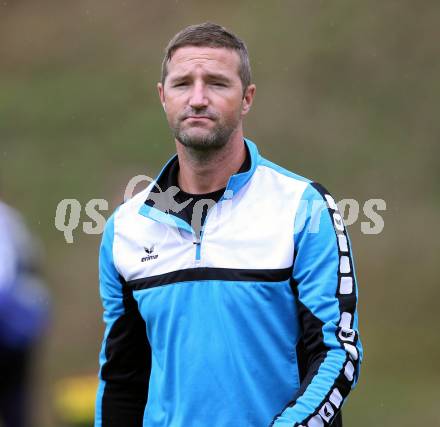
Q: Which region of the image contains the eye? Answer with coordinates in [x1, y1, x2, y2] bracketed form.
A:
[173, 82, 188, 88]
[212, 82, 227, 87]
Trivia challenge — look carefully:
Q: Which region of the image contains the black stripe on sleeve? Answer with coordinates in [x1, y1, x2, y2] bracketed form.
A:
[311, 182, 360, 361]
[271, 182, 360, 427]
[126, 266, 293, 291]
[294, 182, 359, 426]
[295, 355, 354, 427]
[101, 276, 151, 427]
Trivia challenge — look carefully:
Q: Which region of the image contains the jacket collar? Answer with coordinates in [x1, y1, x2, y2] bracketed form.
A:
[224, 138, 259, 197]
[138, 138, 259, 226]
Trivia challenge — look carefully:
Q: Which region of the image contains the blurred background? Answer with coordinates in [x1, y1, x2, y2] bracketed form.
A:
[1, 0, 439, 426]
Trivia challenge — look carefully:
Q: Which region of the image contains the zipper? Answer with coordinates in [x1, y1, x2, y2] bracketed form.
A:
[192, 199, 219, 266]
[193, 232, 201, 266]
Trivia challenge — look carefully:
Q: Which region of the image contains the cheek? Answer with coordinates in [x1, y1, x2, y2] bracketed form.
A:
[221, 98, 243, 120]
[164, 102, 180, 122]
[164, 92, 184, 112]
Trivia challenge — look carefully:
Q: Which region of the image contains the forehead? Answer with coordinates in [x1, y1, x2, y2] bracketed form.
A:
[167, 46, 241, 78]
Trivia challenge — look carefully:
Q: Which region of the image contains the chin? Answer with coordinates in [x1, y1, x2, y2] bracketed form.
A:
[177, 133, 226, 150]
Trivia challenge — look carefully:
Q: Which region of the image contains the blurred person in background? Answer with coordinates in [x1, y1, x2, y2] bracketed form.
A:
[95, 23, 362, 427]
[0, 199, 50, 427]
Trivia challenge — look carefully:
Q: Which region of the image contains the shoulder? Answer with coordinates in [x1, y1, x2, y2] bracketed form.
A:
[0, 201, 22, 231]
[256, 156, 312, 185]
[254, 156, 341, 228]
[255, 155, 333, 202]
[110, 184, 153, 225]
[101, 183, 154, 249]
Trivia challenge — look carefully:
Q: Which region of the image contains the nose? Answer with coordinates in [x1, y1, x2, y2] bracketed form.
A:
[188, 82, 208, 110]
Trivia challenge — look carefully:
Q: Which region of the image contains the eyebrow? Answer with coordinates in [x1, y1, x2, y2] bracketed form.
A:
[169, 73, 233, 84]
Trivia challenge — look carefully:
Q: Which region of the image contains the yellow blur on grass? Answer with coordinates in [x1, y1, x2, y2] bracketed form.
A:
[54, 375, 98, 425]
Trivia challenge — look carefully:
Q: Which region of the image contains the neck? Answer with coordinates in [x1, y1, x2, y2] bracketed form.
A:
[176, 129, 246, 194]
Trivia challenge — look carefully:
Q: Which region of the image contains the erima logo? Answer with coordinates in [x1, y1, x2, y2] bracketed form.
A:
[141, 245, 158, 262]
[341, 330, 354, 339]
[320, 402, 334, 422]
[339, 327, 355, 343]
[144, 244, 154, 254]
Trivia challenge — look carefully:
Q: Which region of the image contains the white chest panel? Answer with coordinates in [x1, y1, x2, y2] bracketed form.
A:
[112, 165, 308, 281]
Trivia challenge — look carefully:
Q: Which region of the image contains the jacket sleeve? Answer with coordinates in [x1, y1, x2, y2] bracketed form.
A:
[271, 182, 363, 427]
[0, 205, 50, 348]
[0, 215, 16, 302]
[95, 211, 152, 427]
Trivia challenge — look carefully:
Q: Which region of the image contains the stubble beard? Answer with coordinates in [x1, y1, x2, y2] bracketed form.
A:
[171, 110, 241, 152]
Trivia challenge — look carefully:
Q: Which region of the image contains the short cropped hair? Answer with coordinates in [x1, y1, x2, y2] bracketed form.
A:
[161, 22, 251, 94]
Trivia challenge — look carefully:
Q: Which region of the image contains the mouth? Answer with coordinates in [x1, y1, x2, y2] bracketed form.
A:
[184, 116, 214, 121]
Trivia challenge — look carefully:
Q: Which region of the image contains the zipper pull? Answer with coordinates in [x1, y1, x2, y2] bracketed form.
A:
[193, 233, 201, 266]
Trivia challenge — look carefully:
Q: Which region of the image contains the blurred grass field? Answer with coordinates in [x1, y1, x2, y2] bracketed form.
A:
[1, 1, 439, 425]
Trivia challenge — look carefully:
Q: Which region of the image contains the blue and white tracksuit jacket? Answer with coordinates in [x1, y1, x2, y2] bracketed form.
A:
[95, 139, 362, 427]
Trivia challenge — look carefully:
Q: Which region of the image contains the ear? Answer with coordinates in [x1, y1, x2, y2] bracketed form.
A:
[157, 82, 166, 110]
[241, 84, 256, 116]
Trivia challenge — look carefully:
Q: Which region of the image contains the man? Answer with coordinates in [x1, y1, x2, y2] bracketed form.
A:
[95, 23, 362, 427]
[0, 199, 50, 427]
